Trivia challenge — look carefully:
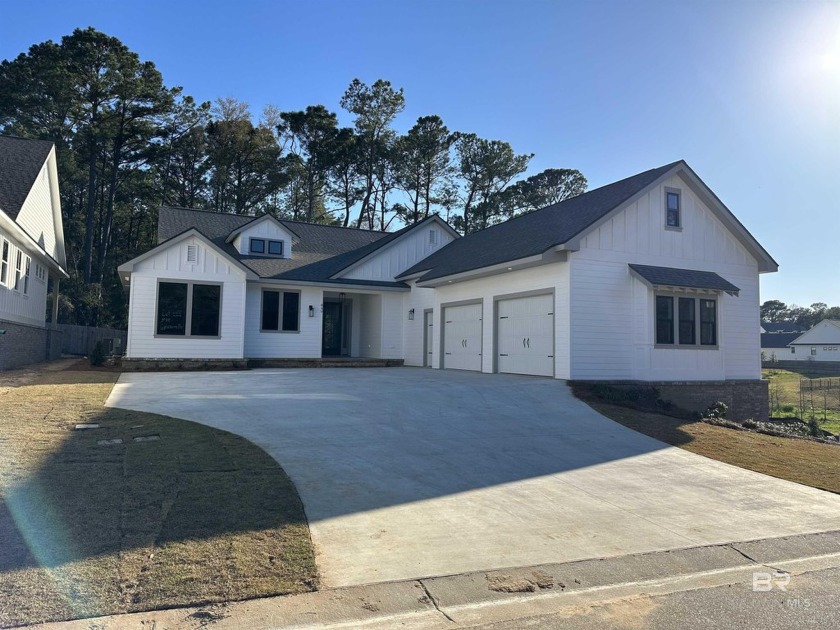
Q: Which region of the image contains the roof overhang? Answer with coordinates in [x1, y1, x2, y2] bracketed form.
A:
[415, 249, 568, 288]
[629, 264, 740, 297]
[0, 207, 69, 279]
[118, 228, 258, 287]
[254, 278, 410, 292]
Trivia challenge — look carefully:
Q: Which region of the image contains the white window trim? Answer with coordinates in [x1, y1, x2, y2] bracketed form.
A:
[154, 279, 223, 339]
[654, 291, 719, 350]
[0, 237, 9, 288]
[664, 186, 682, 231]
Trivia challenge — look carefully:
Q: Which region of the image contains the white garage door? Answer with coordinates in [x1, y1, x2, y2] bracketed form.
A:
[497, 294, 554, 377]
[443, 303, 483, 371]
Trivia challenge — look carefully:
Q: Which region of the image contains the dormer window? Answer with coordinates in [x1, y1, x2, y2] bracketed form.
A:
[250, 238, 285, 257]
[665, 188, 681, 229]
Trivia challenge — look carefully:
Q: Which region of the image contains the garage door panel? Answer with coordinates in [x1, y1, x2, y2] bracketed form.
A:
[443, 303, 482, 371]
[497, 294, 554, 377]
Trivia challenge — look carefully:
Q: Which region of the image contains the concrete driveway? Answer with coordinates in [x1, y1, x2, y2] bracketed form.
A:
[107, 368, 840, 587]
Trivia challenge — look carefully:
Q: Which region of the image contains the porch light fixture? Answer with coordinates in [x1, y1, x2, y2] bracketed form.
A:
[408, 308, 415, 321]
[308, 305, 315, 317]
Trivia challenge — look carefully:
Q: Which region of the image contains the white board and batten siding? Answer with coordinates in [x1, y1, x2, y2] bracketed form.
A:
[233, 220, 296, 257]
[570, 172, 761, 381]
[432, 263, 571, 378]
[0, 227, 50, 327]
[126, 236, 246, 359]
[402, 281, 436, 367]
[243, 284, 322, 358]
[342, 223, 455, 282]
[14, 155, 63, 263]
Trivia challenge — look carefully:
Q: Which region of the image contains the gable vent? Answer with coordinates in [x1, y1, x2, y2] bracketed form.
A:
[186, 245, 198, 263]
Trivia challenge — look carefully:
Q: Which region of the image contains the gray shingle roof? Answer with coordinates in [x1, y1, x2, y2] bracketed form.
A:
[158, 206, 411, 287]
[398, 161, 682, 282]
[0, 136, 54, 220]
[762, 322, 806, 334]
[761, 332, 801, 349]
[629, 264, 740, 294]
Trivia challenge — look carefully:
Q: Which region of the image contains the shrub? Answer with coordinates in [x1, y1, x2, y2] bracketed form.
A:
[807, 418, 823, 438]
[89, 341, 106, 367]
[781, 405, 795, 414]
[704, 401, 728, 419]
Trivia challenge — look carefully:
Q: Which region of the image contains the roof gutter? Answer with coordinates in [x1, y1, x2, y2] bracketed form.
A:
[255, 278, 410, 292]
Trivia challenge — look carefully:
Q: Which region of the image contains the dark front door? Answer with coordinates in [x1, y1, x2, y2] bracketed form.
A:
[322, 302, 343, 356]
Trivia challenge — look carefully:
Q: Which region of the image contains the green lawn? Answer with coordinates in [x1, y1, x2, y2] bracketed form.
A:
[764, 368, 840, 434]
[0, 363, 317, 627]
[573, 385, 840, 497]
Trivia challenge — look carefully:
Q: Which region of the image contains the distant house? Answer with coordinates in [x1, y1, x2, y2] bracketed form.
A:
[0, 136, 69, 370]
[760, 322, 807, 334]
[119, 160, 777, 419]
[761, 332, 802, 361]
[785, 320, 840, 361]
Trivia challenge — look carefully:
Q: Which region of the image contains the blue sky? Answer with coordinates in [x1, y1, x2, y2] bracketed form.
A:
[1, 0, 839, 306]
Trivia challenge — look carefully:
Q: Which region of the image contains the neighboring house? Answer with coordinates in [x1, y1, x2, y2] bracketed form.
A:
[761, 322, 806, 334]
[119, 160, 777, 419]
[761, 332, 802, 362]
[784, 320, 840, 361]
[0, 136, 68, 370]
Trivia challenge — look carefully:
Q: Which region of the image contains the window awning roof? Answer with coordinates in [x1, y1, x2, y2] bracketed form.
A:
[629, 264, 740, 296]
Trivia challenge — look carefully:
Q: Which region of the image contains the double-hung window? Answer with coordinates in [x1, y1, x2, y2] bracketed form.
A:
[0, 238, 8, 286]
[261, 289, 300, 332]
[655, 294, 717, 347]
[23, 257, 30, 294]
[156, 281, 222, 337]
[13, 251, 22, 291]
[665, 189, 681, 228]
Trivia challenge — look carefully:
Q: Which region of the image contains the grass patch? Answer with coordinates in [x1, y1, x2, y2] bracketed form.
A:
[0, 362, 317, 627]
[764, 368, 840, 434]
[573, 386, 840, 496]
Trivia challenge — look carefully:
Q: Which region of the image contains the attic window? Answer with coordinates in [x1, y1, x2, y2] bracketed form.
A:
[186, 245, 198, 263]
[665, 189, 681, 229]
[249, 237, 284, 257]
[429, 230, 439, 245]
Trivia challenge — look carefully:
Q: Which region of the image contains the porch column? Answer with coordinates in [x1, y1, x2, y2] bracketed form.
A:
[51, 276, 60, 325]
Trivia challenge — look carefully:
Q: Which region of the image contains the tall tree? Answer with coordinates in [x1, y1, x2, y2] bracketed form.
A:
[205, 98, 285, 215]
[340, 79, 405, 229]
[326, 127, 363, 227]
[277, 105, 338, 223]
[453, 133, 532, 233]
[500, 168, 587, 218]
[393, 115, 453, 225]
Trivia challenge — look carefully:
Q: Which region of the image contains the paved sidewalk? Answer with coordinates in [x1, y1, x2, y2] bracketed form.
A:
[20, 531, 840, 630]
[107, 367, 840, 587]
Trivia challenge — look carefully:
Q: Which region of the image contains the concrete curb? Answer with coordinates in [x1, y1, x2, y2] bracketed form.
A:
[15, 530, 840, 630]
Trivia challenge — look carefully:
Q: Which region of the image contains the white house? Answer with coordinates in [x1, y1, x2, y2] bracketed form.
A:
[784, 320, 840, 361]
[0, 136, 69, 370]
[119, 160, 777, 419]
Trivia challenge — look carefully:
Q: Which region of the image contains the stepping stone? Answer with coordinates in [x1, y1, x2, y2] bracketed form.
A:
[97, 438, 123, 446]
[74, 424, 100, 430]
[133, 435, 160, 442]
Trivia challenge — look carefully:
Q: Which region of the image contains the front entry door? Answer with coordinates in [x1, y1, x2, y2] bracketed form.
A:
[322, 302, 343, 356]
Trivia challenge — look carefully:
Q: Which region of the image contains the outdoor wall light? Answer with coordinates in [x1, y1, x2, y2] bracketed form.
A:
[308, 305, 315, 317]
[408, 308, 415, 321]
